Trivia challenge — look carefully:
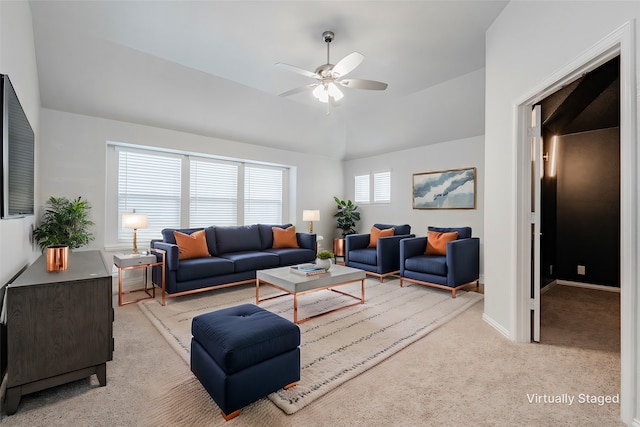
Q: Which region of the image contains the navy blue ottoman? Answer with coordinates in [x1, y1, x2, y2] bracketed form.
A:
[191, 304, 300, 420]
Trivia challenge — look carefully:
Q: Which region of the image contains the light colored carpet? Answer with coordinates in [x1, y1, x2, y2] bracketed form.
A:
[0, 277, 623, 426]
[138, 278, 483, 414]
[541, 284, 620, 352]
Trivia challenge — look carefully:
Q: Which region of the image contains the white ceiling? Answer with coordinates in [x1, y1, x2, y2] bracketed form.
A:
[29, 1, 508, 160]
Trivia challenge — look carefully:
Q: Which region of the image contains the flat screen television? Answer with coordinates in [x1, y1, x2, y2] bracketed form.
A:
[1, 74, 34, 219]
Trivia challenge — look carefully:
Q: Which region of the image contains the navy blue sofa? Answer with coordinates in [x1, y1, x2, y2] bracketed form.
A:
[151, 224, 316, 304]
[345, 223, 414, 282]
[399, 226, 479, 298]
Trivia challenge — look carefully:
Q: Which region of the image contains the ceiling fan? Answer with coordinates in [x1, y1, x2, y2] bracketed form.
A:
[276, 30, 388, 104]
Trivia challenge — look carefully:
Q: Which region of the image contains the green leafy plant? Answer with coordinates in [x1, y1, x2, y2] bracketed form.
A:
[333, 196, 360, 237]
[316, 250, 334, 260]
[32, 196, 95, 251]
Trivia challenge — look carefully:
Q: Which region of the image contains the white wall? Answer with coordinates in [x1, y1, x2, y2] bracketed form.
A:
[345, 69, 485, 160]
[343, 135, 484, 279]
[38, 108, 343, 251]
[0, 1, 41, 285]
[485, 2, 639, 424]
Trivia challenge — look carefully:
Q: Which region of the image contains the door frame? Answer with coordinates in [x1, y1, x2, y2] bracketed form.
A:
[513, 21, 636, 422]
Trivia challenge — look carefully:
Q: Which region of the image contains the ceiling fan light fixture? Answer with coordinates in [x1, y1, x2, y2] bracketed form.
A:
[277, 30, 387, 107]
[327, 82, 343, 101]
[312, 84, 329, 103]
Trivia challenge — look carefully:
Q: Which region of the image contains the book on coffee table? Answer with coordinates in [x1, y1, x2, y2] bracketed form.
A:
[290, 264, 327, 276]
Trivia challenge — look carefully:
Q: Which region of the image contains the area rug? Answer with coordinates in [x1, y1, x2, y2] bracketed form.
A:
[138, 277, 482, 414]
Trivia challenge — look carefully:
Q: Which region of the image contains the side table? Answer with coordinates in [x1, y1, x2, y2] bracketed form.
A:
[114, 249, 165, 306]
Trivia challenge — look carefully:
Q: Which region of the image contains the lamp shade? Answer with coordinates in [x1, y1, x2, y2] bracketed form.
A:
[122, 212, 148, 229]
[302, 210, 320, 222]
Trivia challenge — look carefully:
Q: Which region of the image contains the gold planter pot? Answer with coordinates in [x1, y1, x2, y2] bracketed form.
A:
[333, 238, 345, 257]
[46, 245, 69, 271]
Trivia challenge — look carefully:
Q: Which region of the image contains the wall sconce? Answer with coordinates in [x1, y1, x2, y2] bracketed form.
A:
[302, 210, 320, 233]
[549, 136, 558, 177]
[122, 209, 148, 253]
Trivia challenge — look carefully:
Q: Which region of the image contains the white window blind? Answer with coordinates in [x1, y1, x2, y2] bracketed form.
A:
[244, 166, 283, 224]
[354, 174, 370, 204]
[118, 150, 181, 243]
[190, 159, 238, 227]
[374, 171, 391, 203]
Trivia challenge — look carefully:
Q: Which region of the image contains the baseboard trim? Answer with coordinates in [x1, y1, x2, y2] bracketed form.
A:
[482, 313, 511, 340]
[556, 280, 620, 293]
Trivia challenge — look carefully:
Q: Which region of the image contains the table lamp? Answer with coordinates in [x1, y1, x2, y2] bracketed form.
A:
[122, 209, 148, 254]
[302, 210, 320, 233]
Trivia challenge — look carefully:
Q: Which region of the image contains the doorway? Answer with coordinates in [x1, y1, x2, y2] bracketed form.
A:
[514, 21, 636, 421]
[537, 56, 621, 348]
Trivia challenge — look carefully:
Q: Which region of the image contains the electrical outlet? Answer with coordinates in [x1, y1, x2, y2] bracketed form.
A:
[577, 265, 586, 275]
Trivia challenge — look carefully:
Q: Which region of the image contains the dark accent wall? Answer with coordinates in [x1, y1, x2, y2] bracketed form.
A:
[555, 128, 620, 286]
[539, 56, 620, 289]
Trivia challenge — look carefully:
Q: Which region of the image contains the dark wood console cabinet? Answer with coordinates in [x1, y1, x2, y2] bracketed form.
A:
[4, 250, 113, 415]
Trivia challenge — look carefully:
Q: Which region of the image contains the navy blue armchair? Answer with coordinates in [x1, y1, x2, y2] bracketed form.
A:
[345, 223, 413, 282]
[400, 226, 479, 297]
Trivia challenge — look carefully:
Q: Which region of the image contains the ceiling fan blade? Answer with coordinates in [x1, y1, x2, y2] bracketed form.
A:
[275, 62, 319, 79]
[332, 52, 364, 78]
[339, 78, 388, 90]
[278, 84, 317, 97]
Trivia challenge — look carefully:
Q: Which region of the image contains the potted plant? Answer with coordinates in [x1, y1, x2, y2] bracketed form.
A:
[33, 196, 95, 271]
[333, 197, 360, 257]
[315, 250, 334, 270]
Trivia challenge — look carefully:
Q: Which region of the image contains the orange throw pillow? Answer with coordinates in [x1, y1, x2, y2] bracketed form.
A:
[174, 230, 211, 260]
[368, 226, 394, 248]
[272, 226, 299, 249]
[425, 231, 458, 255]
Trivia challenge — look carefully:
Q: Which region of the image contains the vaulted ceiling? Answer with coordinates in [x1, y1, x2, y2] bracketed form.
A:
[29, 1, 508, 159]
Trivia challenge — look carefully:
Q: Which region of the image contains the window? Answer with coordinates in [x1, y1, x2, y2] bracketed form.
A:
[190, 159, 238, 227]
[373, 172, 391, 203]
[110, 144, 288, 248]
[118, 149, 181, 243]
[354, 171, 391, 204]
[354, 174, 370, 203]
[244, 166, 283, 224]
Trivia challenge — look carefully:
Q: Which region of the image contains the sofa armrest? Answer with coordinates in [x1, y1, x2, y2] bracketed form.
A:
[377, 234, 415, 272]
[296, 233, 317, 252]
[151, 241, 180, 271]
[446, 238, 480, 286]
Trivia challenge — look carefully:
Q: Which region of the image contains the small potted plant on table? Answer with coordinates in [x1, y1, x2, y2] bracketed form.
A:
[315, 250, 335, 271]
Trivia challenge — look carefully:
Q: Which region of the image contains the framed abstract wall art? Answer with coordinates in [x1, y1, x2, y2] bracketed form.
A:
[412, 167, 476, 209]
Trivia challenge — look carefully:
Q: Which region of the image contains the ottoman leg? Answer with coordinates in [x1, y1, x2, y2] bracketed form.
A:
[284, 382, 298, 390]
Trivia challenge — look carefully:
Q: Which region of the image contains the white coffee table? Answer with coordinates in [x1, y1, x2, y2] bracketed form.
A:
[256, 264, 366, 324]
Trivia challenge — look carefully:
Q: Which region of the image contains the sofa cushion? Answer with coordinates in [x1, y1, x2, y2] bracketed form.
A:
[204, 226, 217, 255]
[374, 223, 411, 236]
[266, 248, 316, 266]
[222, 251, 279, 272]
[368, 226, 394, 248]
[272, 226, 299, 249]
[428, 226, 472, 240]
[405, 254, 448, 276]
[215, 225, 262, 254]
[425, 231, 458, 256]
[175, 257, 235, 282]
[258, 224, 292, 249]
[349, 248, 377, 266]
[174, 230, 211, 260]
